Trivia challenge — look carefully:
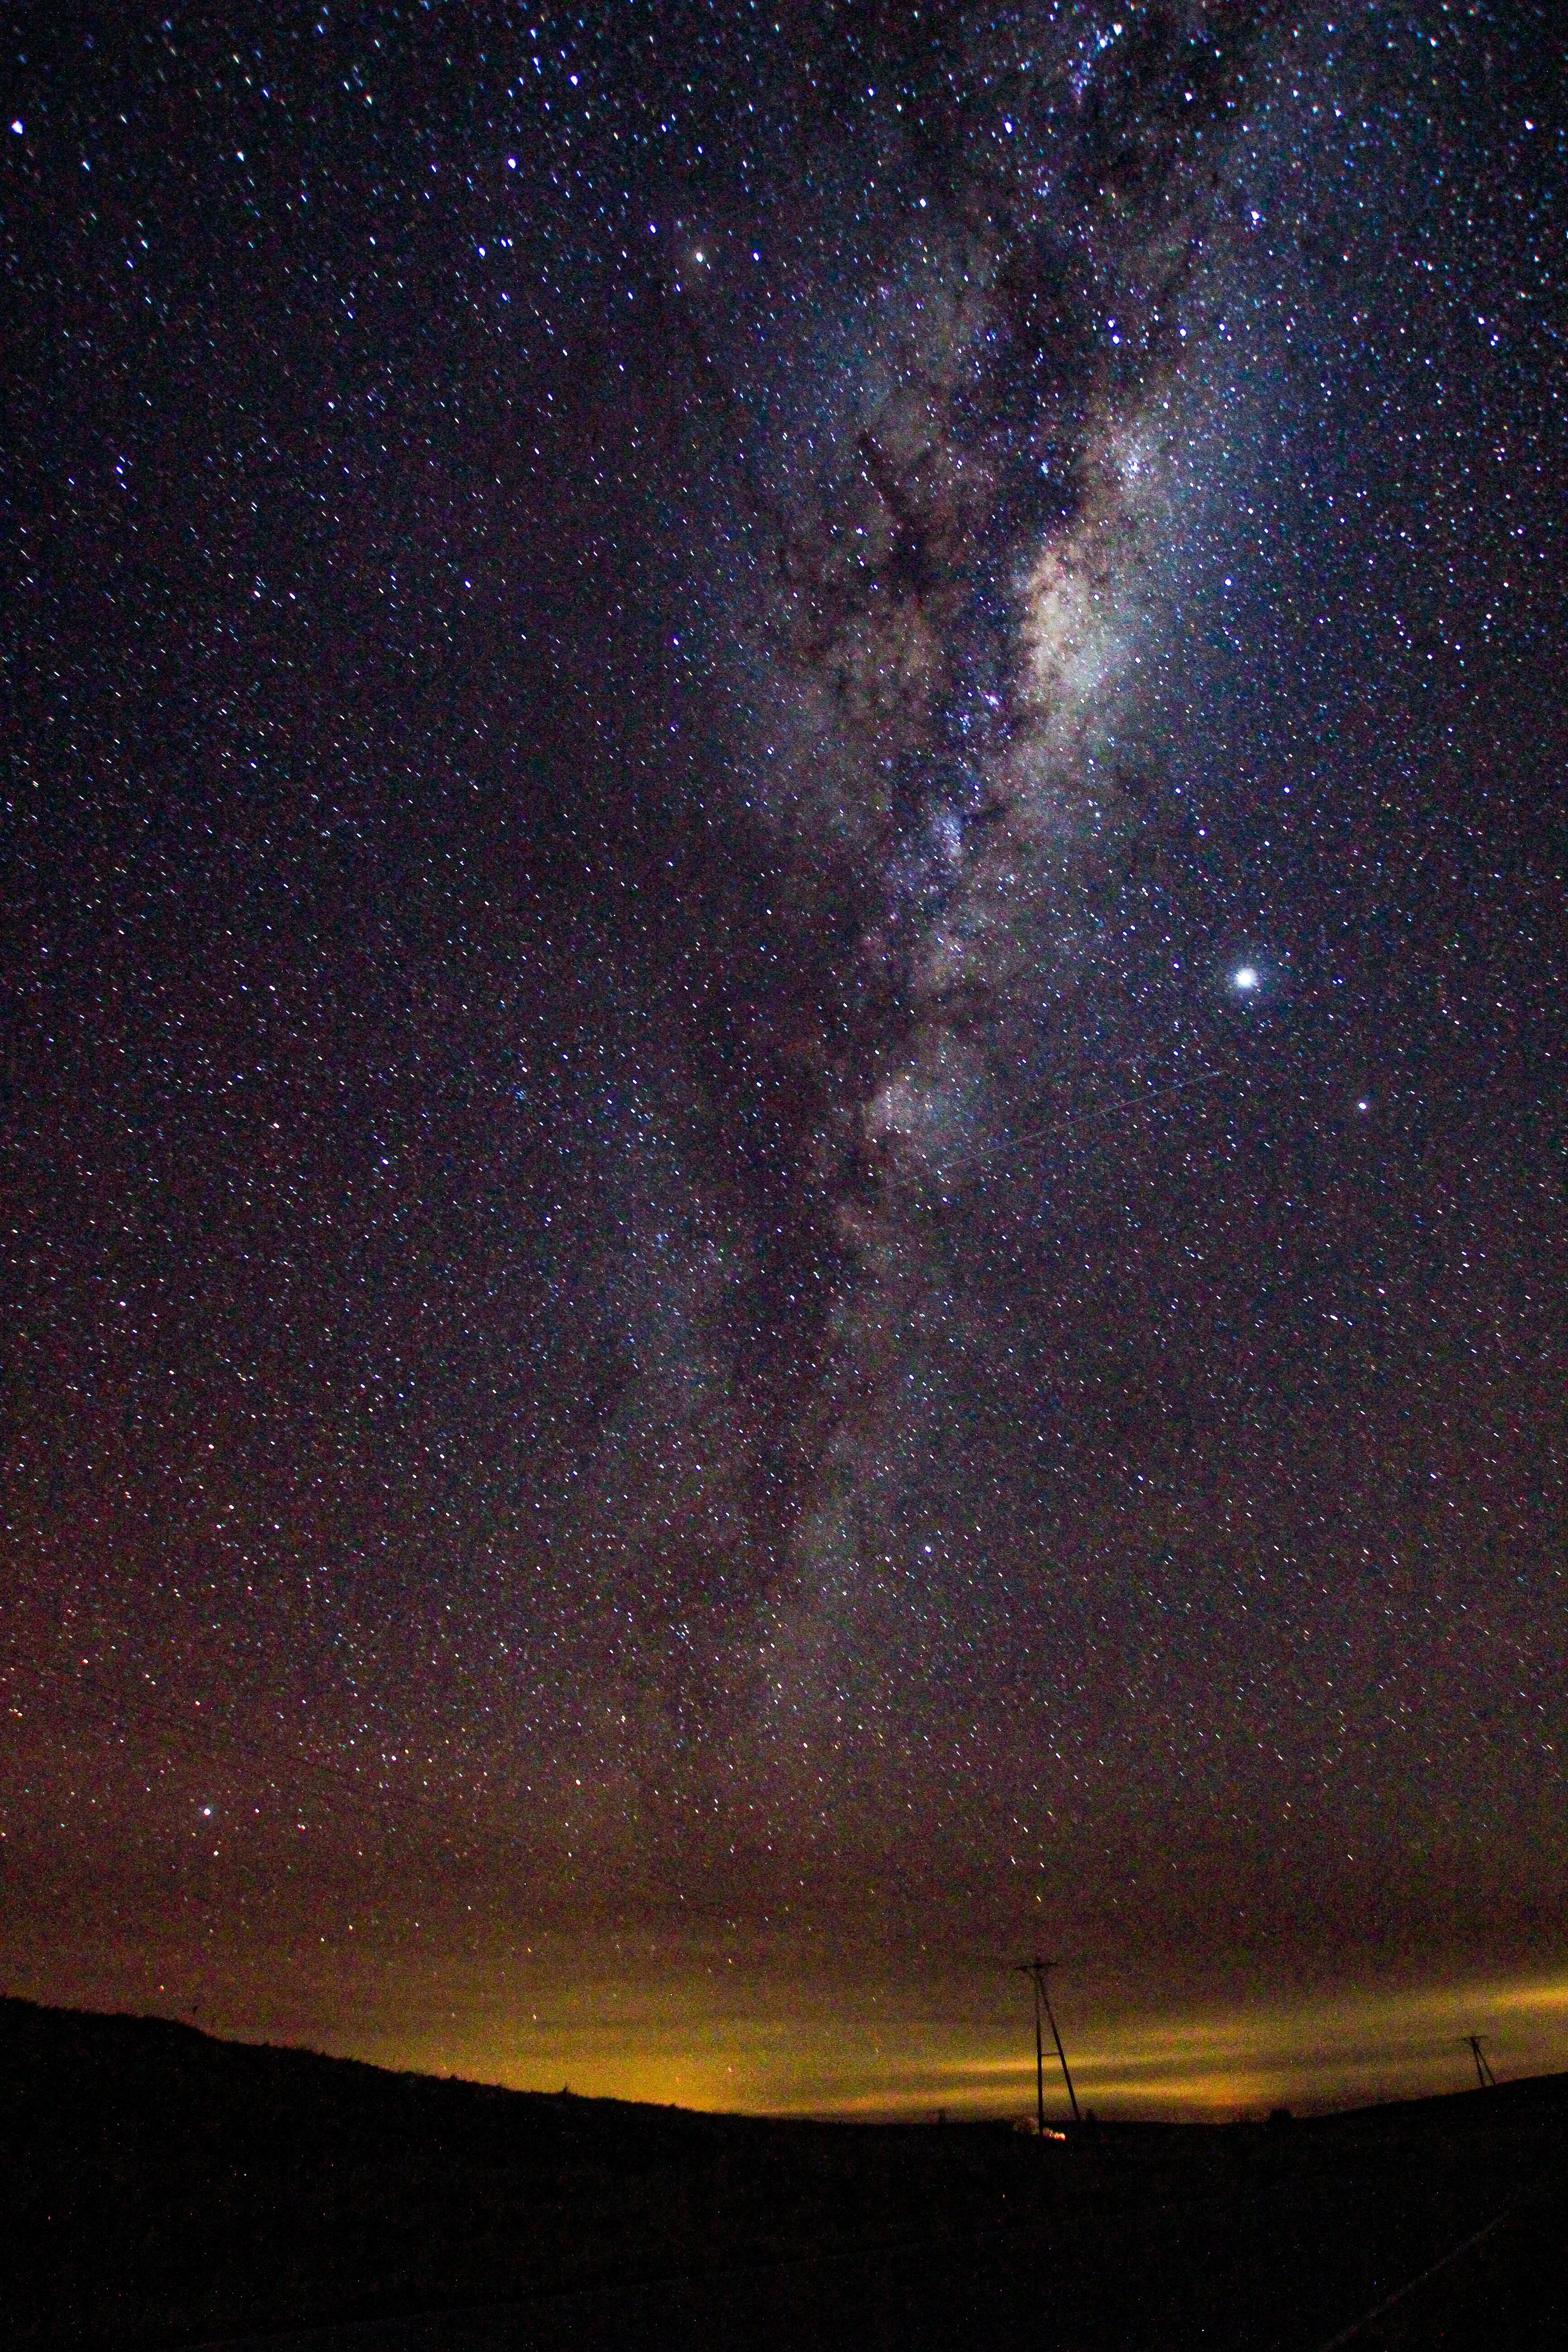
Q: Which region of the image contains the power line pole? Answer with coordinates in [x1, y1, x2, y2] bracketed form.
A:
[1014, 1955, 1081, 2127]
[1024, 1957, 1045, 2136]
[1461, 2034, 1496, 2088]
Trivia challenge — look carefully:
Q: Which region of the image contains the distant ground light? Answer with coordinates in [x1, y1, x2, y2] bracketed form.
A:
[317, 1974, 1568, 2120]
[23, 1955, 1558, 2127]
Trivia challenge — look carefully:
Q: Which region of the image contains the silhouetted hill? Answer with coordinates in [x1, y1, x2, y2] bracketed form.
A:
[3, 1996, 1565, 2349]
[1, 1997, 1032, 2347]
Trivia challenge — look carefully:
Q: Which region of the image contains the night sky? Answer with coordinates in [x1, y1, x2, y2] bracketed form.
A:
[4, 2, 1565, 2118]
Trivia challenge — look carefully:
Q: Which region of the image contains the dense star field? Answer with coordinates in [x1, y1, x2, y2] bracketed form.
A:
[3, 3, 1564, 2114]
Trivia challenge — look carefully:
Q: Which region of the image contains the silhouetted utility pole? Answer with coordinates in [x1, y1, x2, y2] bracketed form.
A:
[1461, 2034, 1497, 2088]
[1015, 1955, 1081, 2127]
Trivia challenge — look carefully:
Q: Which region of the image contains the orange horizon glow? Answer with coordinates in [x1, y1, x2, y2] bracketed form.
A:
[10, 1951, 1564, 2127]
[395, 1970, 1568, 2122]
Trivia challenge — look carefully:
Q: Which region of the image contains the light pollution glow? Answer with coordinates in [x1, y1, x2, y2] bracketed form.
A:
[26, 1951, 1561, 2125]
[347, 1972, 1568, 2121]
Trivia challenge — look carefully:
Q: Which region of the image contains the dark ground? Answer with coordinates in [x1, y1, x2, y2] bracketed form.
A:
[3, 1998, 1564, 2350]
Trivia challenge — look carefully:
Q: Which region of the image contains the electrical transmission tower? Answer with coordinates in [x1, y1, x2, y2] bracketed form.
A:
[1014, 1955, 1081, 2130]
[1460, 2034, 1497, 2088]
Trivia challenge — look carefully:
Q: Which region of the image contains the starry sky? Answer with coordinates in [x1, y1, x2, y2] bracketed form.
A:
[3, 2, 1565, 2118]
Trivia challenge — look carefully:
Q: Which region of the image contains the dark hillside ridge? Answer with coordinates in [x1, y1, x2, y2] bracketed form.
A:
[3, 1996, 1028, 2350]
[4, 1997, 1565, 2351]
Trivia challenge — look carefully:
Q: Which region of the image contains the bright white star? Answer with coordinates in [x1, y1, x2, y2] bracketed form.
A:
[1231, 965, 1259, 992]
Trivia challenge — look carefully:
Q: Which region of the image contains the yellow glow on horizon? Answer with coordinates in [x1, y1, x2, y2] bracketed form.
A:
[325, 1967, 1568, 2125]
[14, 1932, 1566, 2127]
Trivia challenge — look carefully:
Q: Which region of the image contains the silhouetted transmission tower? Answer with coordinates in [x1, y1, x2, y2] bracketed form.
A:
[1460, 2033, 1497, 2088]
[1014, 1955, 1081, 2131]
